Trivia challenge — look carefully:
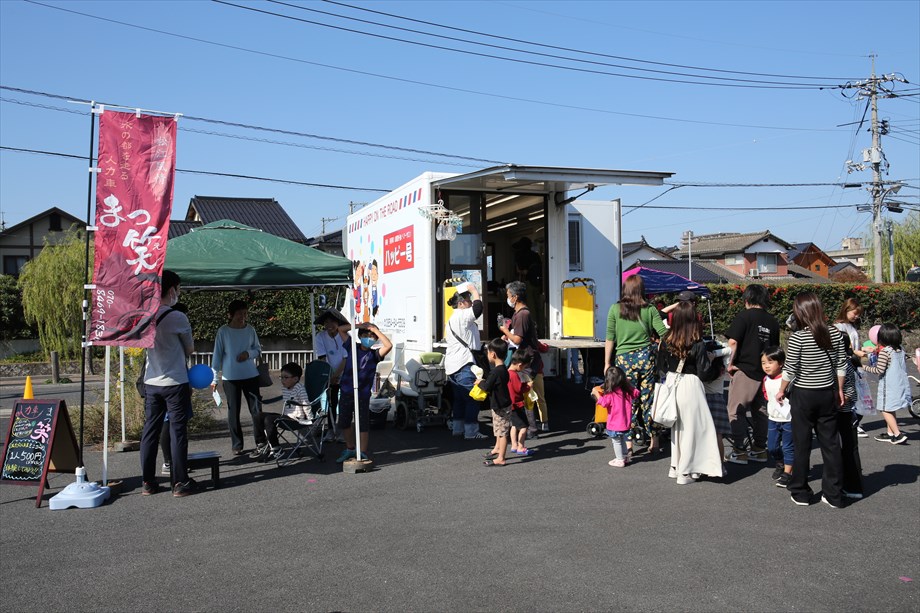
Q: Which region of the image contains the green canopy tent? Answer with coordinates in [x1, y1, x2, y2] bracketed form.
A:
[164, 220, 351, 289]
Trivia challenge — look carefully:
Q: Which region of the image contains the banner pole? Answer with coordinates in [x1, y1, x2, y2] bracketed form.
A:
[102, 345, 111, 485]
[119, 347, 126, 443]
[77, 101, 98, 468]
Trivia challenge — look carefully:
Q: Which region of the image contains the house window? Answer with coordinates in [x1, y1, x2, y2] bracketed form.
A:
[49, 213, 62, 232]
[3, 255, 29, 276]
[757, 253, 778, 273]
[724, 253, 743, 265]
[568, 215, 583, 271]
[815, 264, 821, 272]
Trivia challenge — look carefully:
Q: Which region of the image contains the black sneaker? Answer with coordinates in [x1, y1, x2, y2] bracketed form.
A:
[142, 481, 162, 496]
[771, 464, 784, 480]
[775, 473, 791, 488]
[790, 494, 810, 506]
[874, 433, 894, 443]
[890, 432, 908, 445]
[173, 478, 199, 498]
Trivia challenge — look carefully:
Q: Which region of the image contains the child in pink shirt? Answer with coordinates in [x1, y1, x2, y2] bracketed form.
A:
[592, 366, 640, 467]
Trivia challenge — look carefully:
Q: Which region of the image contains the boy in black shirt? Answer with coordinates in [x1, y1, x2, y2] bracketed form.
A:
[477, 338, 512, 466]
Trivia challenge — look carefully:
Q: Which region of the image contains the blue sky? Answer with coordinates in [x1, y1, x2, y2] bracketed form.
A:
[1, 0, 918, 251]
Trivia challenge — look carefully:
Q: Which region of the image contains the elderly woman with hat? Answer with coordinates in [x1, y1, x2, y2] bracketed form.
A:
[446, 282, 488, 439]
[314, 307, 349, 433]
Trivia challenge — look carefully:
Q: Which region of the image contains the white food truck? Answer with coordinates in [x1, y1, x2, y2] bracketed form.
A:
[341, 164, 673, 380]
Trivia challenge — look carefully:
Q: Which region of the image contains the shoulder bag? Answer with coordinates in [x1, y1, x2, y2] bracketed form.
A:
[651, 357, 685, 428]
[448, 322, 490, 373]
[256, 355, 273, 387]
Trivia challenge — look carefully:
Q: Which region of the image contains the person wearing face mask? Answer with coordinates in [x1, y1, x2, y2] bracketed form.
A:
[499, 281, 548, 434]
[334, 322, 393, 462]
[445, 282, 487, 439]
[211, 299, 265, 457]
[139, 270, 197, 497]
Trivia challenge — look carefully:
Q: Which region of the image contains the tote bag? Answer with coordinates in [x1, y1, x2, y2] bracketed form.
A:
[651, 358, 685, 428]
[853, 370, 876, 415]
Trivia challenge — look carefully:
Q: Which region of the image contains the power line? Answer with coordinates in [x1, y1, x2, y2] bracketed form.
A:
[0, 96, 487, 167]
[0, 87, 506, 165]
[0, 146, 391, 192]
[215, 0, 837, 90]
[16, 2, 850, 132]
[624, 203, 872, 211]
[318, 0, 856, 82]
[9, 145, 909, 212]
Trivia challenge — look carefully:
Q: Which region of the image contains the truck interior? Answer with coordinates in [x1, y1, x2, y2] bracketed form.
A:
[437, 190, 547, 341]
[431, 165, 674, 346]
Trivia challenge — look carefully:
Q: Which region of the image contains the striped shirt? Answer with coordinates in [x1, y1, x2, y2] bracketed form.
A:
[782, 326, 847, 389]
[861, 348, 891, 376]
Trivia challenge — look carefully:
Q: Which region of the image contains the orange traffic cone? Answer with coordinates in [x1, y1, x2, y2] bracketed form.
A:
[23, 375, 34, 400]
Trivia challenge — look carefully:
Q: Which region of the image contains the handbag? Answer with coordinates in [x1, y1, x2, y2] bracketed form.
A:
[469, 384, 488, 402]
[853, 369, 876, 415]
[256, 356, 273, 387]
[651, 357, 684, 428]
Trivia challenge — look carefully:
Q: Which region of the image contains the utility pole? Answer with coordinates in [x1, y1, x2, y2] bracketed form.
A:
[869, 58, 885, 283]
[320, 216, 336, 235]
[842, 57, 907, 283]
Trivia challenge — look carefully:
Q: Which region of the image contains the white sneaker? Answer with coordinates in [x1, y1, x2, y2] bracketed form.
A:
[690, 472, 701, 480]
[161, 463, 171, 475]
[675, 475, 694, 485]
[608, 458, 626, 468]
[668, 466, 677, 478]
[855, 426, 868, 438]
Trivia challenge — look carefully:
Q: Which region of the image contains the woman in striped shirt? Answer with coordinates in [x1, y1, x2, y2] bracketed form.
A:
[775, 292, 847, 508]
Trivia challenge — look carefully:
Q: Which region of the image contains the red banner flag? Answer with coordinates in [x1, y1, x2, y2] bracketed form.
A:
[89, 110, 177, 347]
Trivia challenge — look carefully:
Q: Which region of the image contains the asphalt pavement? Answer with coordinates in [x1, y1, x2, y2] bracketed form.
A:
[1, 376, 918, 612]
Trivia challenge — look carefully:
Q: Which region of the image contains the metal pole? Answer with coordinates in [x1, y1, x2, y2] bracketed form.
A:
[77, 102, 97, 467]
[102, 345, 111, 485]
[688, 230, 693, 281]
[887, 220, 895, 283]
[119, 346, 126, 443]
[349, 290, 362, 460]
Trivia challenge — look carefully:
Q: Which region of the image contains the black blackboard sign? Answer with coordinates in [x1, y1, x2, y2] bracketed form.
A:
[1, 399, 79, 507]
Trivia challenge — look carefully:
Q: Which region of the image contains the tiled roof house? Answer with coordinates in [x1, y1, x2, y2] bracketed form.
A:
[672, 230, 794, 280]
[169, 196, 307, 243]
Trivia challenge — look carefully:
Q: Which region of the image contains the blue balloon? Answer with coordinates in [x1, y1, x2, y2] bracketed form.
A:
[188, 364, 214, 389]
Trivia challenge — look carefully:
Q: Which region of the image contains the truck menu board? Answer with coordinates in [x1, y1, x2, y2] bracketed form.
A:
[1, 399, 79, 507]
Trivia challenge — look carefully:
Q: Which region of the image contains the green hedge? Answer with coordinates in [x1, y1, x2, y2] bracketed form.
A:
[701, 283, 920, 336]
[181, 288, 343, 343]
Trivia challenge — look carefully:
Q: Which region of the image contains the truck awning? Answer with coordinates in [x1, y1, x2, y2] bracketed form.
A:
[431, 164, 674, 194]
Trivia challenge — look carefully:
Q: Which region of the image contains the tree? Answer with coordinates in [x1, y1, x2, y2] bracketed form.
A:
[867, 210, 920, 282]
[0, 274, 34, 340]
[18, 230, 89, 359]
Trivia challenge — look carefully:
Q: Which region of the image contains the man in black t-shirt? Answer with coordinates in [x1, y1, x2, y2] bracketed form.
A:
[724, 284, 779, 465]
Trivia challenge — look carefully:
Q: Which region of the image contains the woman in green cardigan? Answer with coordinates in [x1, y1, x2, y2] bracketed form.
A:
[604, 274, 668, 456]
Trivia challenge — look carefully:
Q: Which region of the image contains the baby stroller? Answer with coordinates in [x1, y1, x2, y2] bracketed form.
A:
[391, 344, 451, 432]
[274, 360, 332, 466]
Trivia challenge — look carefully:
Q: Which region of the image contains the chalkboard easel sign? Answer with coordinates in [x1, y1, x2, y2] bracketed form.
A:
[1, 399, 80, 507]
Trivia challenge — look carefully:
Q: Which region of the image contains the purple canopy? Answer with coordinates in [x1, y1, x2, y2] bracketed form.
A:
[621, 266, 711, 297]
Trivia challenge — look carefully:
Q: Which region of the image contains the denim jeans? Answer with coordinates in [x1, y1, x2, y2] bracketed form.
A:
[767, 420, 794, 466]
[449, 364, 480, 425]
